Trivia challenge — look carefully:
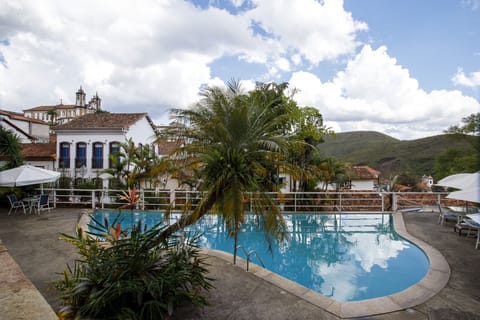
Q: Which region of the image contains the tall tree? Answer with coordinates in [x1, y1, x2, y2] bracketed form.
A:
[159, 81, 298, 263]
[46, 109, 58, 126]
[444, 113, 480, 135]
[0, 127, 23, 169]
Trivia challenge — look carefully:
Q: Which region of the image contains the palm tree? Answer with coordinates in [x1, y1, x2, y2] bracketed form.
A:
[0, 126, 23, 169]
[158, 81, 295, 263]
[46, 109, 58, 126]
[105, 138, 138, 188]
[317, 157, 347, 191]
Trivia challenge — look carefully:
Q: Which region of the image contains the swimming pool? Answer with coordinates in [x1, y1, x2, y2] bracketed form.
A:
[89, 210, 429, 302]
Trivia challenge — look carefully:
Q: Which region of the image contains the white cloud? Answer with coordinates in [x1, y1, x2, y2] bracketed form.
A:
[452, 68, 480, 88]
[1, 0, 365, 118]
[290, 45, 480, 140]
[247, 0, 367, 65]
[1, 0, 475, 140]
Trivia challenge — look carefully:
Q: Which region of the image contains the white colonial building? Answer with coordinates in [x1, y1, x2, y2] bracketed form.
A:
[23, 86, 102, 125]
[0, 109, 50, 143]
[52, 113, 158, 181]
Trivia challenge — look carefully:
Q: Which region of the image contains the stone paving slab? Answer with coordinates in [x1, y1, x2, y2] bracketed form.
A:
[0, 241, 57, 320]
[0, 207, 479, 319]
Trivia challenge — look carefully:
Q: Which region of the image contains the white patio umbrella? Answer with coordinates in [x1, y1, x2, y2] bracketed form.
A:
[436, 172, 479, 190]
[447, 189, 480, 203]
[439, 172, 480, 204]
[0, 165, 61, 187]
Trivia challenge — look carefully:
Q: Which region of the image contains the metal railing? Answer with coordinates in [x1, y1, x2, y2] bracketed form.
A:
[41, 188, 458, 213]
[236, 245, 265, 271]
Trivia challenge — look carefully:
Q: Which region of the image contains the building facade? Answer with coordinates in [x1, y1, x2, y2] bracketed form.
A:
[0, 109, 50, 143]
[23, 87, 102, 125]
[52, 113, 157, 181]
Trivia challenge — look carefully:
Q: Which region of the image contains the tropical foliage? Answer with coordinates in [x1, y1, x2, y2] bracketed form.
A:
[158, 81, 332, 263]
[0, 126, 23, 169]
[55, 217, 212, 320]
[105, 138, 168, 189]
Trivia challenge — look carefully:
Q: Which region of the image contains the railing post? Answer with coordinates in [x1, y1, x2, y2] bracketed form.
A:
[171, 190, 175, 208]
[392, 193, 398, 212]
[294, 193, 297, 212]
[339, 193, 342, 212]
[381, 193, 385, 212]
[91, 190, 95, 209]
[53, 190, 57, 208]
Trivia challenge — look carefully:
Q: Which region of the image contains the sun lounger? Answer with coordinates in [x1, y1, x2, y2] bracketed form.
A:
[437, 205, 459, 226]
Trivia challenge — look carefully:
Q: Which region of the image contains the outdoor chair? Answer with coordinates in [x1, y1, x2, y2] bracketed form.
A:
[437, 205, 459, 226]
[6, 193, 29, 215]
[36, 194, 51, 214]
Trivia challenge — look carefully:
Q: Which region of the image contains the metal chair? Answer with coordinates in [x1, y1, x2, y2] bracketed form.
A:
[6, 194, 28, 215]
[36, 194, 51, 214]
[437, 204, 458, 226]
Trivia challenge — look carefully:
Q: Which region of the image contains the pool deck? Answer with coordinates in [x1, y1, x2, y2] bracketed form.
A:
[0, 207, 479, 319]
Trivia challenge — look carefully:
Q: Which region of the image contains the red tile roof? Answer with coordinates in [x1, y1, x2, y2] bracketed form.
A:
[20, 143, 56, 160]
[52, 113, 149, 130]
[349, 166, 380, 180]
[0, 109, 48, 125]
[23, 104, 78, 112]
[157, 139, 182, 155]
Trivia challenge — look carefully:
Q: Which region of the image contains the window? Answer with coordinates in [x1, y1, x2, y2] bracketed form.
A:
[109, 142, 120, 168]
[76, 142, 87, 168]
[92, 142, 103, 169]
[59, 143, 70, 169]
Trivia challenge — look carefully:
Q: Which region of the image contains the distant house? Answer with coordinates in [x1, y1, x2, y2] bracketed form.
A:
[346, 166, 380, 191]
[23, 86, 102, 125]
[0, 143, 56, 170]
[0, 109, 50, 143]
[20, 143, 57, 170]
[417, 174, 434, 192]
[52, 113, 157, 182]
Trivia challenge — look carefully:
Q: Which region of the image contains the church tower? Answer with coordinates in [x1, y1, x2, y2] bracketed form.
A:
[87, 92, 102, 111]
[75, 86, 86, 107]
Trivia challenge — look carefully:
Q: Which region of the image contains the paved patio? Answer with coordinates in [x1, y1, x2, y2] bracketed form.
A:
[0, 207, 479, 319]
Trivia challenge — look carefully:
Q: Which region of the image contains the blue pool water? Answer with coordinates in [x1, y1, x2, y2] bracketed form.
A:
[90, 210, 429, 302]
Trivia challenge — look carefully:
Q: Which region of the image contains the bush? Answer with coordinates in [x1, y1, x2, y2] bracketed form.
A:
[55, 215, 213, 320]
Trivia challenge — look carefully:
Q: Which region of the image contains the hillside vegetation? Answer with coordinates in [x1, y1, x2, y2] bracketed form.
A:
[319, 131, 479, 180]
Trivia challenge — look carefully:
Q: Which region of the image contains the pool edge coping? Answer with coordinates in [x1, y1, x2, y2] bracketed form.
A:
[201, 212, 451, 319]
[79, 210, 451, 319]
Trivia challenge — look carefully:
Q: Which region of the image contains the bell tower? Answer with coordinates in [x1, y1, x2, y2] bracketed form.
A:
[75, 86, 86, 107]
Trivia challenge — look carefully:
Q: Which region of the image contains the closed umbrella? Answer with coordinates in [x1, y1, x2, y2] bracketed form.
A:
[0, 165, 61, 187]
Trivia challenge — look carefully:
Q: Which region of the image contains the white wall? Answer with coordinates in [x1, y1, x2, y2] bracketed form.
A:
[125, 117, 157, 151]
[55, 116, 158, 180]
[56, 130, 125, 178]
[24, 160, 56, 171]
[351, 179, 376, 191]
[0, 117, 50, 142]
[1, 121, 32, 143]
[30, 122, 50, 142]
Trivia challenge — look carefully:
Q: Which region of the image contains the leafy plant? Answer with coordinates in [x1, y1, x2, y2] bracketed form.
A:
[0, 126, 23, 169]
[55, 215, 213, 319]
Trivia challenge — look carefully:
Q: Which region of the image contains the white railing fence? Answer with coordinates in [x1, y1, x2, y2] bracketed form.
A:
[42, 188, 455, 213]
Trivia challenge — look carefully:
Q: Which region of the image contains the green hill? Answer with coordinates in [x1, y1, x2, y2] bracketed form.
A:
[319, 131, 479, 180]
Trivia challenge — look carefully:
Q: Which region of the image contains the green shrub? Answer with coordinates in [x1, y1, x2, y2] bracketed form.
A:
[55, 216, 213, 320]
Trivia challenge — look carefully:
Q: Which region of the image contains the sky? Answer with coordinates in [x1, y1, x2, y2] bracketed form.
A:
[0, 0, 479, 140]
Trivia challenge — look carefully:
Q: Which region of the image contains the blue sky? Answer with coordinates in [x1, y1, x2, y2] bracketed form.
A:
[0, 0, 479, 140]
